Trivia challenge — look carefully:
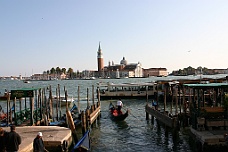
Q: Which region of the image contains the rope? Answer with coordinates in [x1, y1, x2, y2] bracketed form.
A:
[122, 107, 142, 121]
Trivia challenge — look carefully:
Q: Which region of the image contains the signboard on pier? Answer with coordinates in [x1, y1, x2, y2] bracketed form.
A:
[11, 88, 40, 98]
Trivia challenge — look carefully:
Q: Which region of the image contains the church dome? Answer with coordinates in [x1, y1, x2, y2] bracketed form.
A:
[120, 57, 127, 65]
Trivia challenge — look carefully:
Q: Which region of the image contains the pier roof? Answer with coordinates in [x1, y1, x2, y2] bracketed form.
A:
[183, 83, 228, 88]
[11, 87, 43, 98]
[11, 88, 42, 91]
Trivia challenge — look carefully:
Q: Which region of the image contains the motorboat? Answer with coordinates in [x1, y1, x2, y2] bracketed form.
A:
[53, 96, 74, 107]
[97, 82, 156, 99]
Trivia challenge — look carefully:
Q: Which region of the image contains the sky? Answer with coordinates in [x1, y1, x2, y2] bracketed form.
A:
[1, 0, 228, 76]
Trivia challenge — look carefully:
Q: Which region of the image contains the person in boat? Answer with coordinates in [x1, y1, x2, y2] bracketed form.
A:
[116, 99, 123, 111]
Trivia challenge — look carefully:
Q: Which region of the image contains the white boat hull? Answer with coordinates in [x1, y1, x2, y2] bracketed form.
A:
[53, 97, 74, 107]
[98, 82, 156, 99]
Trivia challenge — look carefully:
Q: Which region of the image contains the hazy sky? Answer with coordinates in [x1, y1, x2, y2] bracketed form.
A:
[1, 0, 228, 76]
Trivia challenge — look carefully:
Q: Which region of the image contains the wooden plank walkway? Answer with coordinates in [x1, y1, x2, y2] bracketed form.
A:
[2, 126, 72, 152]
[190, 127, 228, 146]
[145, 104, 178, 128]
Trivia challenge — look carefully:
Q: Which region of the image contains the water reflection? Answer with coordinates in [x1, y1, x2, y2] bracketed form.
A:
[115, 120, 129, 129]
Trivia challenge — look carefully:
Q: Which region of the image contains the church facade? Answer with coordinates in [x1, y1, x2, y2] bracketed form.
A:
[95, 43, 143, 78]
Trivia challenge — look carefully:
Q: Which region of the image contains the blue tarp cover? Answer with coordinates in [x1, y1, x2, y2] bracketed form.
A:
[72, 130, 90, 151]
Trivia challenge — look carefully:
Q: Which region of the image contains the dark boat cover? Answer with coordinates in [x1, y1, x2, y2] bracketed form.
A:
[72, 130, 90, 152]
[49, 104, 81, 127]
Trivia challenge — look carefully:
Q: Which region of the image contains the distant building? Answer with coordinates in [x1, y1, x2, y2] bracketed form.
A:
[31, 73, 67, 80]
[171, 68, 228, 76]
[104, 57, 143, 78]
[213, 69, 228, 74]
[95, 43, 143, 78]
[143, 68, 168, 77]
[81, 70, 95, 78]
[103, 57, 143, 78]
[0, 76, 20, 80]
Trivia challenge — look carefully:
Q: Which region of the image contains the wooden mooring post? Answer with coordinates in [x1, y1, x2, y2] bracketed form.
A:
[7, 88, 47, 126]
[145, 104, 179, 136]
[80, 86, 101, 135]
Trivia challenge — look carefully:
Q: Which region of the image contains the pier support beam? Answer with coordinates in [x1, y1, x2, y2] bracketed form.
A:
[165, 125, 168, 137]
[146, 111, 149, 120]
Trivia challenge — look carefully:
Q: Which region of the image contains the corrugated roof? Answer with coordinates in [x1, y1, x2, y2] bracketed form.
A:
[183, 83, 228, 88]
[11, 88, 41, 91]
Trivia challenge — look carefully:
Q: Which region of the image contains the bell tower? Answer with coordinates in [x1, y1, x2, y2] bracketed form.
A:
[97, 42, 104, 72]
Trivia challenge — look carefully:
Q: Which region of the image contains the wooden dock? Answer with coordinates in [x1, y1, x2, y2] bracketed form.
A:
[145, 104, 180, 137]
[149, 81, 228, 151]
[145, 104, 178, 128]
[2, 126, 72, 152]
[1, 85, 101, 152]
[190, 127, 228, 151]
[190, 127, 227, 146]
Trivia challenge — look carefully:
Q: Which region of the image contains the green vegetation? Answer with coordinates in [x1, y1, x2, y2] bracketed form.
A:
[170, 66, 219, 76]
[43, 67, 82, 78]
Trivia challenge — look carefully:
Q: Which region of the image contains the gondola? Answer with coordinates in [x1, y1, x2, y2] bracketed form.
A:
[71, 130, 90, 152]
[0, 105, 14, 127]
[49, 104, 81, 127]
[109, 102, 128, 121]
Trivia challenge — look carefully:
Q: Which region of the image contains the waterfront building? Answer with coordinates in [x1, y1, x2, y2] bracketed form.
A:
[102, 57, 143, 78]
[95, 43, 143, 78]
[81, 70, 95, 79]
[213, 68, 228, 74]
[31, 73, 67, 80]
[143, 68, 168, 77]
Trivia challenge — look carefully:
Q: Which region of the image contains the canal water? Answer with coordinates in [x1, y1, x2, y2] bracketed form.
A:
[0, 75, 227, 152]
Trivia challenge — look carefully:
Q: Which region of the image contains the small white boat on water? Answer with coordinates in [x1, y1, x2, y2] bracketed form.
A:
[97, 82, 156, 99]
[53, 96, 74, 107]
[23, 80, 30, 83]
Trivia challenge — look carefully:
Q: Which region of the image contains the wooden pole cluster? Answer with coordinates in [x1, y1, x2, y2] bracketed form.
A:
[147, 82, 190, 131]
[81, 86, 101, 135]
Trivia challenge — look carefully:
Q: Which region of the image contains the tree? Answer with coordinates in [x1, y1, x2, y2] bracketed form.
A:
[76, 70, 80, 78]
[196, 66, 203, 74]
[67, 68, 74, 79]
[50, 68, 56, 74]
[56, 67, 61, 75]
[62, 68, 66, 74]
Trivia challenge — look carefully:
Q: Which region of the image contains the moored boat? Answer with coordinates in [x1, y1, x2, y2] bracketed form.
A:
[61, 96, 74, 106]
[0, 91, 10, 100]
[49, 104, 81, 127]
[109, 102, 128, 121]
[97, 82, 156, 100]
[0, 94, 8, 100]
[23, 80, 30, 83]
[53, 96, 74, 107]
[71, 130, 90, 152]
